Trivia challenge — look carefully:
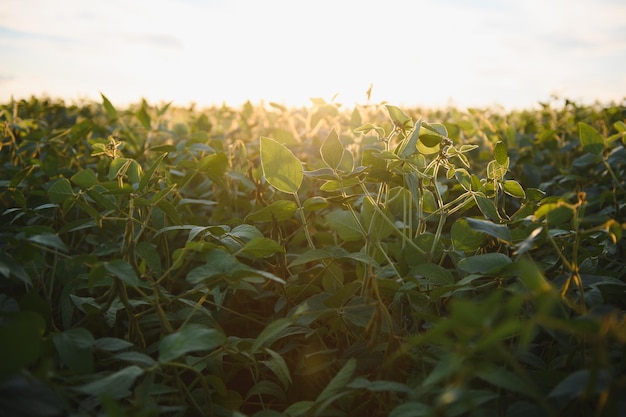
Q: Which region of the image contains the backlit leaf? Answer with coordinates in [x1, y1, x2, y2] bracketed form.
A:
[260, 137, 303, 193]
[578, 122, 604, 155]
[320, 128, 344, 171]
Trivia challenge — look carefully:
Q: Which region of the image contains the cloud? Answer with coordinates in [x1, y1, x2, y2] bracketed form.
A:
[120, 33, 184, 50]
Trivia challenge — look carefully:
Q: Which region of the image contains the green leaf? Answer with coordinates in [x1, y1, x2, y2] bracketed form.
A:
[0, 312, 45, 378]
[389, 402, 431, 417]
[503, 180, 525, 198]
[246, 200, 298, 222]
[252, 318, 292, 352]
[138, 151, 167, 191]
[113, 351, 157, 367]
[198, 152, 228, 185]
[100, 93, 118, 119]
[27, 233, 68, 253]
[136, 100, 151, 130]
[261, 348, 292, 389]
[494, 141, 508, 165]
[53, 327, 95, 375]
[70, 169, 98, 189]
[105, 260, 146, 288]
[317, 358, 356, 403]
[95, 337, 134, 352]
[474, 193, 500, 221]
[47, 178, 74, 205]
[458, 253, 512, 275]
[303, 196, 330, 211]
[320, 128, 344, 171]
[284, 401, 315, 417]
[549, 369, 610, 399]
[412, 263, 454, 285]
[466, 217, 511, 243]
[260, 137, 303, 194]
[475, 365, 536, 397]
[454, 168, 472, 191]
[385, 105, 412, 130]
[325, 210, 363, 241]
[397, 119, 421, 158]
[74, 366, 144, 399]
[239, 237, 284, 258]
[451, 218, 485, 252]
[158, 324, 225, 362]
[578, 122, 604, 155]
[135, 242, 162, 275]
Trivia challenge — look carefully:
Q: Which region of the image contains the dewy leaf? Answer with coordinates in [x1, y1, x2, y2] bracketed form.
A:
[578, 122, 604, 155]
[260, 137, 303, 194]
[158, 324, 225, 362]
[74, 365, 144, 399]
[320, 128, 344, 171]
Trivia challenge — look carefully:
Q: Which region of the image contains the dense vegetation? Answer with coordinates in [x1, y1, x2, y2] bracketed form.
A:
[1, 95, 625, 417]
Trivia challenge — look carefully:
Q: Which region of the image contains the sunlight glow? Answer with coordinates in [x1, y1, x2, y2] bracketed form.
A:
[1, 0, 625, 109]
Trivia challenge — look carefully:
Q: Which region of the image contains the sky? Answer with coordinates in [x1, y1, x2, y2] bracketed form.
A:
[1, 0, 625, 110]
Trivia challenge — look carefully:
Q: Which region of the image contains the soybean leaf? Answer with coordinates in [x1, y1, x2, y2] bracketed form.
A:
[100, 93, 118, 119]
[48, 178, 74, 205]
[105, 260, 147, 288]
[261, 348, 292, 389]
[70, 169, 98, 189]
[27, 233, 68, 253]
[466, 217, 511, 243]
[451, 218, 485, 252]
[494, 141, 508, 165]
[158, 324, 225, 362]
[320, 128, 344, 171]
[239, 237, 284, 258]
[316, 358, 356, 403]
[74, 366, 144, 399]
[475, 365, 536, 397]
[458, 253, 512, 275]
[53, 327, 95, 375]
[260, 137, 303, 194]
[503, 180, 526, 198]
[579, 122, 604, 155]
[325, 210, 363, 241]
[246, 200, 298, 222]
[252, 318, 292, 352]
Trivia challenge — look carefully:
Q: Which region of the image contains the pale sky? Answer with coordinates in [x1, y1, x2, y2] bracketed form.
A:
[1, 0, 625, 109]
